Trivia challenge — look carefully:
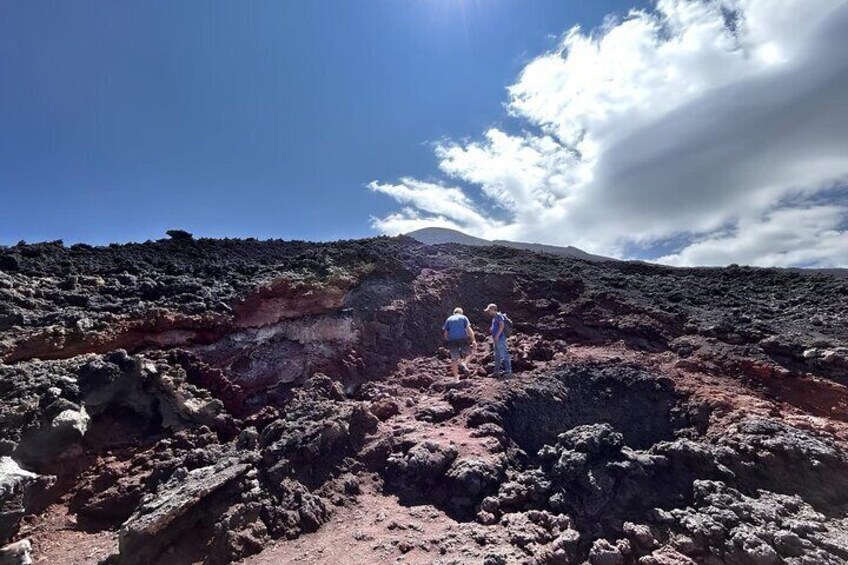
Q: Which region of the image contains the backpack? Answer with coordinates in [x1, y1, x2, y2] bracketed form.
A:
[500, 313, 514, 337]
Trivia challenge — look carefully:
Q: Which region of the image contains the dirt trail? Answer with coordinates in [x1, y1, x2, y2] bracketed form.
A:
[240, 338, 848, 564]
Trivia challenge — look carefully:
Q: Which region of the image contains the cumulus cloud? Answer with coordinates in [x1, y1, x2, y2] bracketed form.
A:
[659, 204, 848, 266]
[368, 178, 499, 234]
[369, 0, 848, 267]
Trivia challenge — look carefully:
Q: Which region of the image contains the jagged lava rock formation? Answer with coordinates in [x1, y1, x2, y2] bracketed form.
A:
[0, 236, 847, 564]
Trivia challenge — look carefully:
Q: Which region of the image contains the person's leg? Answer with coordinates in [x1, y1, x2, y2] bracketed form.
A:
[449, 344, 460, 378]
[460, 343, 472, 374]
[492, 340, 503, 376]
[500, 338, 513, 375]
[495, 338, 511, 376]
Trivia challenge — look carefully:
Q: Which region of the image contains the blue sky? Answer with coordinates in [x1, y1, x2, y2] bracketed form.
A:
[0, 0, 644, 245]
[2, 0, 846, 267]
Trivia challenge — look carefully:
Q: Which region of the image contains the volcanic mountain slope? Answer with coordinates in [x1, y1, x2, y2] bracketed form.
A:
[0, 235, 847, 565]
[406, 227, 615, 263]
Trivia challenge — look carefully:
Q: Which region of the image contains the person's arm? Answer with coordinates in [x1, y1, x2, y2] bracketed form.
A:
[465, 324, 477, 346]
[442, 321, 449, 341]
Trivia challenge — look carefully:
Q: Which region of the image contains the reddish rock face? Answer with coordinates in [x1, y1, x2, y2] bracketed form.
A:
[1, 237, 847, 564]
[231, 276, 354, 330]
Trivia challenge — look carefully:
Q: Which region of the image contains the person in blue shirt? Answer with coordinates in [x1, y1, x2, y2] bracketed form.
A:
[442, 307, 477, 379]
[485, 303, 512, 377]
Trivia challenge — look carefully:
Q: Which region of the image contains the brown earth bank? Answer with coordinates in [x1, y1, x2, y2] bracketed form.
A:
[1, 235, 847, 565]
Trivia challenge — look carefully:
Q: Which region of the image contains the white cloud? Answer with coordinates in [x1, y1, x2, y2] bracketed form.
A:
[368, 179, 499, 235]
[659, 205, 848, 266]
[369, 0, 848, 267]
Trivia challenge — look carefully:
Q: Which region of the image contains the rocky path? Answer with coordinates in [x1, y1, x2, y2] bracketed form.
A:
[247, 338, 848, 564]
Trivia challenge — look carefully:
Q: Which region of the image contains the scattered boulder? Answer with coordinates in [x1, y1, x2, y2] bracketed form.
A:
[716, 418, 848, 508]
[589, 538, 625, 565]
[0, 539, 31, 565]
[260, 375, 378, 489]
[0, 458, 51, 544]
[638, 547, 697, 565]
[12, 401, 89, 469]
[369, 398, 400, 421]
[655, 480, 848, 564]
[383, 440, 458, 506]
[165, 230, 194, 241]
[0, 256, 19, 273]
[445, 456, 505, 515]
[117, 457, 253, 565]
[414, 399, 456, 422]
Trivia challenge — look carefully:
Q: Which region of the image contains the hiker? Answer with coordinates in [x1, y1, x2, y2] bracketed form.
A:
[442, 307, 477, 378]
[485, 303, 513, 377]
